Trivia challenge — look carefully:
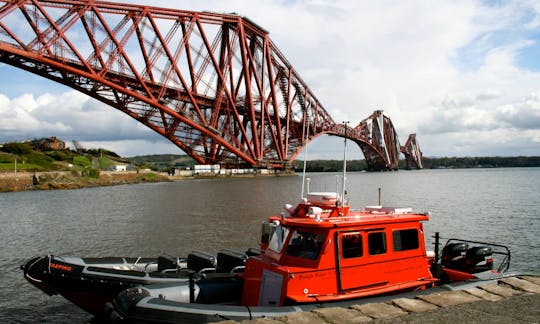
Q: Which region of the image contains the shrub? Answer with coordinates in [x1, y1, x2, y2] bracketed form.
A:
[73, 155, 92, 168]
[81, 168, 100, 178]
[1, 143, 33, 154]
[25, 151, 54, 167]
[46, 150, 74, 161]
[88, 169, 100, 178]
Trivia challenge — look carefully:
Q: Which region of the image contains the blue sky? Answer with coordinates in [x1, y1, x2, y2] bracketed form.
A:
[516, 33, 540, 71]
[0, 0, 539, 159]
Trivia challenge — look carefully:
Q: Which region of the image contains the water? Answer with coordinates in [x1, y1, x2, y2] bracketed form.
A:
[1, 168, 539, 322]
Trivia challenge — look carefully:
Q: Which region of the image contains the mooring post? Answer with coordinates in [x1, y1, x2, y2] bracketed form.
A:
[434, 232, 440, 264]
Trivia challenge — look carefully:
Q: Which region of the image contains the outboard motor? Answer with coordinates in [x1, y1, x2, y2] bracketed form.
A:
[441, 243, 468, 271]
[465, 246, 493, 273]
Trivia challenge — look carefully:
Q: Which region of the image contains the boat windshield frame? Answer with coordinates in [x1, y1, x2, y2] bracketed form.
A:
[267, 224, 290, 254]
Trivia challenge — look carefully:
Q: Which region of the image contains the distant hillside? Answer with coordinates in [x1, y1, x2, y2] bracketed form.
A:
[128, 155, 540, 172]
[291, 156, 540, 172]
[129, 154, 195, 171]
[422, 156, 540, 169]
[3, 141, 537, 173]
[292, 159, 368, 172]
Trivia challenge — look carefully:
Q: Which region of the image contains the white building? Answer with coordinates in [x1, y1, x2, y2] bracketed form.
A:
[194, 164, 220, 174]
[114, 165, 127, 172]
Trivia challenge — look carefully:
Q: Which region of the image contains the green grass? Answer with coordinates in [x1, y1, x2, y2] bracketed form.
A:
[129, 154, 195, 171]
[98, 156, 117, 170]
[0, 152, 15, 163]
[136, 173, 161, 181]
[0, 162, 47, 171]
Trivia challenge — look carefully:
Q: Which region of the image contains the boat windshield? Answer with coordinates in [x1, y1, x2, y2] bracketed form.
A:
[268, 225, 290, 253]
[285, 231, 325, 260]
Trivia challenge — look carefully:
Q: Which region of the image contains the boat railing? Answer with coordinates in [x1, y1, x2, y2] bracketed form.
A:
[198, 267, 217, 274]
[140, 256, 188, 273]
[230, 265, 245, 273]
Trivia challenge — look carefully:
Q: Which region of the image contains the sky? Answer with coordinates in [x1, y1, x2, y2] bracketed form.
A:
[0, 0, 539, 159]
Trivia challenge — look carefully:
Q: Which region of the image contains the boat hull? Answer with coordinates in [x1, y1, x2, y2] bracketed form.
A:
[112, 294, 304, 324]
[21, 255, 191, 317]
[109, 273, 515, 323]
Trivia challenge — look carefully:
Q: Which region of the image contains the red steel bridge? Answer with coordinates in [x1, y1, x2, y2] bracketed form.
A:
[0, 0, 423, 170]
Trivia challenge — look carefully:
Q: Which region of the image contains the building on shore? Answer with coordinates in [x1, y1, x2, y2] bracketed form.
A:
[171, 164, 284, 178]
[28, 137, 66, 151]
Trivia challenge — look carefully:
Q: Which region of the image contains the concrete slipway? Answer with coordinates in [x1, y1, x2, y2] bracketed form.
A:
[218, 275, 540, 324]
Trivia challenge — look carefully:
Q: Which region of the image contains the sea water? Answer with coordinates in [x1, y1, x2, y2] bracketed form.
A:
[1, 168, 538, 322]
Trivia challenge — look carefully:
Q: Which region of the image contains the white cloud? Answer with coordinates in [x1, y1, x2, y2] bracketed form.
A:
[495, 93, 540, 129]
[79, 139, 178, 157]
[0, 0, 539, 158]
[422, 92, 540, 131]
[0, 90, 157, 142]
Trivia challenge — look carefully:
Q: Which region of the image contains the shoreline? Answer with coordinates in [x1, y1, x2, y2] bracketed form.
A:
[0, 170, 296, 192]
[0, 170, 169, 192]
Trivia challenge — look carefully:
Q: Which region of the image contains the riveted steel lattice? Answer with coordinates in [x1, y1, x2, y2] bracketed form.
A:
[0, 0, 422, 170]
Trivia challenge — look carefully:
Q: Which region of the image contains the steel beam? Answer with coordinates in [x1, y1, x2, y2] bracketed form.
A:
[0, 0, 422, 170]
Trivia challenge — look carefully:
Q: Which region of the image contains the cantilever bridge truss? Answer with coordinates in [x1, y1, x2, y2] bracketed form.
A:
[0, 0, 423, 170]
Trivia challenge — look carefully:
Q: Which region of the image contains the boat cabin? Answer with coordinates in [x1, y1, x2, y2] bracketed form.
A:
[242, 193, 437, 306]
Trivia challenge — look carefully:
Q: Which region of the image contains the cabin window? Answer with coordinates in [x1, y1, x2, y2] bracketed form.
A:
[368, 232, 387, 255]
[268, 225, 289, 253]
[285, 231, 325, 260]
[341, 233, 363, 259]
[393, 229, 419, 251]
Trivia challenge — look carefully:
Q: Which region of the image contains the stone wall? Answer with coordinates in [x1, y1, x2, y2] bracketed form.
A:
[0, 172, 34, 191]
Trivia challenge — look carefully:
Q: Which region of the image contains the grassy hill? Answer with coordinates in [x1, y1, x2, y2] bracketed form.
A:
[0, 142, 197, 173]
[0, 143, 173, 191]
[0, 143, 57, 171]
[129, 154, 195, 171]
[0, 142, 133, 173]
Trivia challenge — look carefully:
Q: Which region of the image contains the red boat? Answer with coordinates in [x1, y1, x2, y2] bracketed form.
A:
[243, 193, 437, 305]
[107, 191, 511, 323]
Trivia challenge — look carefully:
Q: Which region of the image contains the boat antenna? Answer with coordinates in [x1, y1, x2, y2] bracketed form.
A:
[341, 121, 349, 208]
[336, 175, 339, 199]
[300, 111, 310, 199]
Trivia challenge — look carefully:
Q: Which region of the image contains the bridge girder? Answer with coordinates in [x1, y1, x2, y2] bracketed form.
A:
[401, 133, 423, 169]
[0, 0, 422, 170]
